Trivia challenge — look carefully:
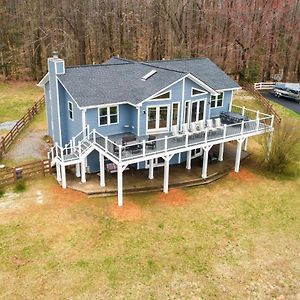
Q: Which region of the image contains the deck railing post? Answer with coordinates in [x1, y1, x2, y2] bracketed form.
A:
[143, 140, 146, 156]
[270, 115, 274, 128]
[241, 121, 244, 135]
[105, 137, 108, 151]
[205, 128, 208, 143]
[242, 106, 245, 116]
[185, 133, 188, 147]
[79, 141, 82, 157]
[60, 146, 64, 162]
[164, 136, 168, 152]
[118, 145, 122, 162]
[72, 137, 76, 148]
[223, 124, 227, 139]
[256, 111, 260, 131]
[93, 129, 96, 143]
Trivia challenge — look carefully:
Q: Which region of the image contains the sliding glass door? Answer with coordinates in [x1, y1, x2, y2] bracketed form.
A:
[185, 99, 205, 126]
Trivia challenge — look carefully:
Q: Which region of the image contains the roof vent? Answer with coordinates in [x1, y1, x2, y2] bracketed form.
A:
[142, 69, 157, 81]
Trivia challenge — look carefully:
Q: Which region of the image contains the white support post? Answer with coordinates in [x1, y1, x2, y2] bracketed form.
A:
[81, 159, 86, 183]
[218, 142, 224, 161]
[235, 140, 243, 173]
[202, 147, 209, 179]
[61, 164, 67, 189]
[117, 164, 123, 207]
[75, 163, 81, 177]
[56, 163, 62, 182]
[99, 152, 105, 187]
[148, 158, 154, 180]
[186, 150, 192, 170]
[163, 156, 170, 194]
[243, 138, 248, 151]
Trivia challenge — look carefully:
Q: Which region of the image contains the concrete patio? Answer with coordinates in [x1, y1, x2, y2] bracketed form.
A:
[65, 142, 249, 196]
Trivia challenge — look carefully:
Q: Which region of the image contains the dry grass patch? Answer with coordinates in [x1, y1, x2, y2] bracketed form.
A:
[158, 188, 188, 206]
[108, 200, 143, 221]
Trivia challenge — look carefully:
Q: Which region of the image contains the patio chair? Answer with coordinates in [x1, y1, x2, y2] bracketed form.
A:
[171, 125, 183, 141]
[190, 122, 201, 138]
[146, 135, 156, 149]
[214, 117, 222, 129]
[206, 119, 217, 132]
[197, 120, 205, 132]
[113, 144, 123, 156]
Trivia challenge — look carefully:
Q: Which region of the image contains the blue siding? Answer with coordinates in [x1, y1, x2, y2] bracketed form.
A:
[86, 103, 136, 136]
[44, 82, 52, 137]
[209, 90, 232, 119]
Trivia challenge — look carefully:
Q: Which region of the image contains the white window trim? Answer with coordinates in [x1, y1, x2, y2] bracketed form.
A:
[146, 104, 170, 133]
[171, 102, 180, 127]
[150, 90, 172, 101]
[98, 105, 119, 126]
[183, 100, 191, 124]
[191, 87, 207, 97]
[191, 99, 205, 123]
[210, 92, 224, 109]
[68, 101, 74, 121]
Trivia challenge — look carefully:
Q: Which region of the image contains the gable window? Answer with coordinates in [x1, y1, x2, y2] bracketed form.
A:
[152, 91, 171, 100]
[68, 101, 74, 120]
[191, 87, 206, 97]
[210, 92, 224, 108]
[98, 105, 118, 126]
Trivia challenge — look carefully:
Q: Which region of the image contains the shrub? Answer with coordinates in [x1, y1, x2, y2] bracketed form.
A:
[14, 181, 26, 193]
[261, 120, 300, 173]
[0, 187, 4, 197]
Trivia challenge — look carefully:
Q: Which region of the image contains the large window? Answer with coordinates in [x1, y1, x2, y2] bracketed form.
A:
[185, 100, 205, 124]
[147, 105, 169, 132]
[98, 105, 118, 126]
[171, 103, 179, 126]
[68, 101, 74, 120]
[211, 92, 224, 108]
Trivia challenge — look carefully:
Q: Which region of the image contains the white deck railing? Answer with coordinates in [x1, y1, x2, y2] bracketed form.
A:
[50, 105, 274, 164]
[254, 82, 275, 90]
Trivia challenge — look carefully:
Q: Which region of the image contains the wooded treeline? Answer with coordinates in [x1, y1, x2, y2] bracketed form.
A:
[0, 0, 299, 82]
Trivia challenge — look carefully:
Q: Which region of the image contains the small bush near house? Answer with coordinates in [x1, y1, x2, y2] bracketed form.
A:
[13, 181, 26, 193]
[261, 120, 300, 173]
[0, 187, 4, 197]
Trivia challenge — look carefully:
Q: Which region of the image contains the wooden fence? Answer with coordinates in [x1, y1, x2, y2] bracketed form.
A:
[244, 83, 281, 123]
[0, 95, 45, 158]
[0, 159, 51, 187]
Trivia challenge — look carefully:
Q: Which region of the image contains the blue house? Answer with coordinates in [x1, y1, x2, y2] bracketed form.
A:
[38, 52, 274, 206]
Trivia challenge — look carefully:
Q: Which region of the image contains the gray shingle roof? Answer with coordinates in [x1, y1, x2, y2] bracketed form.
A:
[58, 57, 239, 107]
[145, 58, 240, 91]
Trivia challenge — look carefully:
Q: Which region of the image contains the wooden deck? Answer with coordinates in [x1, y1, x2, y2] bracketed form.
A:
[66, 143, 249, 196]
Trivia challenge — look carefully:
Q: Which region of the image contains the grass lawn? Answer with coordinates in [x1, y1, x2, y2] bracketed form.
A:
[0, 81, 43, 123]
[0, 90, 299, 299]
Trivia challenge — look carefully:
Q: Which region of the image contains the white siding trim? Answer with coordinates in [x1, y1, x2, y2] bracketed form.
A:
[54, 63, 62, 146]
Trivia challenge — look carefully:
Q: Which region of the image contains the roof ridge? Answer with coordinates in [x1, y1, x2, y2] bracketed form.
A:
[66, 62, 133, 69]
[139, 62, 186, 74]
[146, 57, 208, 63]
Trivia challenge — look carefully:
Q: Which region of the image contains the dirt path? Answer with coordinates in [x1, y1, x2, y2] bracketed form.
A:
[3, 128, 48, 164]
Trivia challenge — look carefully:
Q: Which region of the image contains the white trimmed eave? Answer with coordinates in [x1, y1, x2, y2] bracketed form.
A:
[37, 73, 49, 87]
[186, 73, 219, 96]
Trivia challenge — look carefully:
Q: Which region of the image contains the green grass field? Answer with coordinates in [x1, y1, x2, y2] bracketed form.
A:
[0, 86, 299, 299]
[0, 81, 43, 123]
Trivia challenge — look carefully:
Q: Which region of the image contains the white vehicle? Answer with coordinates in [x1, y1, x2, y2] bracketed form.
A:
[273, 83, 300, 102]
